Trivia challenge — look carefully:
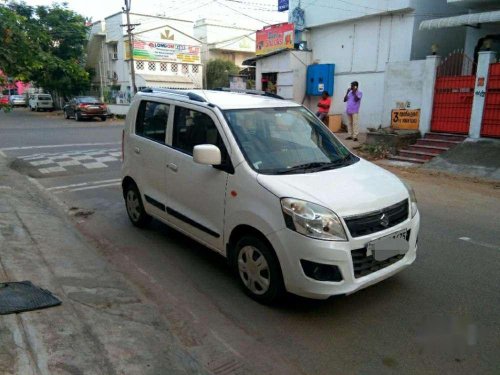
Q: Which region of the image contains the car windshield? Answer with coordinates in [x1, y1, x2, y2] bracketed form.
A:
[39, 95, 51, 100]
[77, 97, 100, 103]
[224, 107, 358, 174]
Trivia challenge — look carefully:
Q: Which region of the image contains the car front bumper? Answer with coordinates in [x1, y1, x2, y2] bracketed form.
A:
[267, 211, 420, 299]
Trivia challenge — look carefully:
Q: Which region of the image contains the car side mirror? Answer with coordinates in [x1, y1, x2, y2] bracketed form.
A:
[193, 144, 221, 166]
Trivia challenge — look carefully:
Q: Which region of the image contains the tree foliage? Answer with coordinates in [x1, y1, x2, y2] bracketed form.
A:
[206, 59, 241, 89]
[0, 1, 90, 97]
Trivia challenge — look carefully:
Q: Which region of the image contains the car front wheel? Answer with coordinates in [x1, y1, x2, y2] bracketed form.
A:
[234, 236, 285, 304]
[124, 183, 151, 228]
[75, 111, 81, 121]
[64, 110, 69, 119]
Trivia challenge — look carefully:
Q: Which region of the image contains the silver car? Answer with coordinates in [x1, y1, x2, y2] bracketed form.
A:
[9, 95, 27, 107]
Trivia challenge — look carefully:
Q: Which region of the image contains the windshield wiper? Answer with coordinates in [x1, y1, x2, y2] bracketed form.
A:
[275, 162, 332, 174]
[307, 154, 356, 172]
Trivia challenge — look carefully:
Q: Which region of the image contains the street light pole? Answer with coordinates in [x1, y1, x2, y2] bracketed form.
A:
[123, 0, 137, 94]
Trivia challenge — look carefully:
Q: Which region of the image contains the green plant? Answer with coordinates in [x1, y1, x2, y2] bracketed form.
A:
[359, 144, 392, 160]
[0, 102, 13, 112]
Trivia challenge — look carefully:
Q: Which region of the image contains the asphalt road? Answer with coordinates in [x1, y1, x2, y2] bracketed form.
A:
[1, 108, 499, 375]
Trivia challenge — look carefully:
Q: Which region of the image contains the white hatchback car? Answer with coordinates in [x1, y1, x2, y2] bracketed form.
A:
[122, 89, 420, 303]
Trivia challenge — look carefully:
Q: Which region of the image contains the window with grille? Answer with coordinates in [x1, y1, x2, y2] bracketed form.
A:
[148, 62, 156, 71]
[182, 64, 188, 74]
[160, 62, 168, 71]
[171, 63, 178, 72]
[136, 61, 144, 70]
[192, 65, 199, 73]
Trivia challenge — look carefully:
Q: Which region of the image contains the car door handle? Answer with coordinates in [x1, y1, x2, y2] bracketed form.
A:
[167, 163, 178, 172]
[134, 147, 140, 155]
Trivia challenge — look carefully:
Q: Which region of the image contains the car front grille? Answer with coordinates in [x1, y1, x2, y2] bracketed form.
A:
[351, 249, 405, 279]
[344, 199, 409, 238]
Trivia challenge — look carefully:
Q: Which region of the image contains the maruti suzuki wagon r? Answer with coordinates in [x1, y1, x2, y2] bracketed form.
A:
[121, 89, 420, 303]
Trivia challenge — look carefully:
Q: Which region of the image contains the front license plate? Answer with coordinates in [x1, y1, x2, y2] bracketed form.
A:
[367, 229, 409, 261]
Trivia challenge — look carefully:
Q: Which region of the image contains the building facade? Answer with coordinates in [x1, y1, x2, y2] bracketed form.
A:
[194, 19, 256, 68]
[254, 0, 498, 133]
[87, 13, 203, 103]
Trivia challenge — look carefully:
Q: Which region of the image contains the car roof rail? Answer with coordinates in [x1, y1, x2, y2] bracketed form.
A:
[213, 87, 284, 100]
[139, 88, 207, 103]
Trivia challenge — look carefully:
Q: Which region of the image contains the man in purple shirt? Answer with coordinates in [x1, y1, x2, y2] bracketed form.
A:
[343, 81, 363, 141]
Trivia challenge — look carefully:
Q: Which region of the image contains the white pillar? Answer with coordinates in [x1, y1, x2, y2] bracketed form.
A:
[420, 55, 441, 135]
[469, 51, 497, 139]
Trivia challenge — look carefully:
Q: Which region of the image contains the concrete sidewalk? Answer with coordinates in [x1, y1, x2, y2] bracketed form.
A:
[0, 156, 206, 374]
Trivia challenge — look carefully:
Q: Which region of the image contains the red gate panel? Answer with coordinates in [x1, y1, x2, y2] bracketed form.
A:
[431, 75, 475, 134]
[481, 63, 500, 138]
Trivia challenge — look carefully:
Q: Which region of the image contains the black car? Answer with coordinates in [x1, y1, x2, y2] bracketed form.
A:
[63, 96, 108, 121]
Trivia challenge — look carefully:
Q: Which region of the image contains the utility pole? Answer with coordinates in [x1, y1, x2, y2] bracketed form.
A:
[122, 0, 140, 94]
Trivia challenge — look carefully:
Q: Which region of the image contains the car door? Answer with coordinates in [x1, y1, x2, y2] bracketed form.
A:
[164, 104, 231, 251]
[128, 99, 172, 219]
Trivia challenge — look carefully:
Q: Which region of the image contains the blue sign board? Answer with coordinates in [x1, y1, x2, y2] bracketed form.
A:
[278, 0, 289, 12]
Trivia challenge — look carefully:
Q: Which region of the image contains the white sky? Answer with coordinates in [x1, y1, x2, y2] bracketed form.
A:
[26, 0, 288, 27]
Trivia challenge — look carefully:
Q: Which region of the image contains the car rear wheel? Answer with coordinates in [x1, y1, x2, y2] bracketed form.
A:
[101, 116, 107, 122]
[124, 183, 151, 228]
[64, 110, 69, 119]
[35, 106, 39, 112]
[234, 236, 285, 304]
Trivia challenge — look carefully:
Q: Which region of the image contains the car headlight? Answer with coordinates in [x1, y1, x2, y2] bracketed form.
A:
[281, 198, 347, 241]
[403, 181, 418, 218]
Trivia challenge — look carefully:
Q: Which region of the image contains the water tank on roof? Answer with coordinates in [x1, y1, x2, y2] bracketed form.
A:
[306, 64, 335, 96]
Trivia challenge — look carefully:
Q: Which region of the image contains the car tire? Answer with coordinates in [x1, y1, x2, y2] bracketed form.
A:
[124, 182, 152, 228]
[64, 110, 69, 119]
[75, 111, 81, 121]
[233, 235, 285, 304]
[101, 116, 107, 122]
[35, 106, 39, 112]
[30, 106, 34, 111]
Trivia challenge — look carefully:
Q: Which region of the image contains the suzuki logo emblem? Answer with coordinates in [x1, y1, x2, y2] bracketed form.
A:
[380, 213, 389, 227]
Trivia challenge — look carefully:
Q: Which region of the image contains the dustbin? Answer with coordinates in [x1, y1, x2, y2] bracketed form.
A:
[327, 114, 342, 133]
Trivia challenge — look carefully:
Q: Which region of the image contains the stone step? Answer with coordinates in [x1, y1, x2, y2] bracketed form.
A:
[416, 138, 461, 148]
[407, 144, 449, 155]
[388, 155, 426, 164]
[398, 150, 436, 161]
[424, 132, 467, 142]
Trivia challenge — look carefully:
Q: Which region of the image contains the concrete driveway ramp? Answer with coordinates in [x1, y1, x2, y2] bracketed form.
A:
[0, 281, 61, 315]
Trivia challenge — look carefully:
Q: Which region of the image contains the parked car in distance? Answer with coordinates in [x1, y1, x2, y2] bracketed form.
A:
[121, 89, 420, 304]
[63, 96, 108, 121]
[9, 95, 27, 107]
[0, 95, 9, 105]
[29, 93, 54, 112]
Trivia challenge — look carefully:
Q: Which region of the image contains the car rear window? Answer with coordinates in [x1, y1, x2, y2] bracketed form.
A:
[77, 97, 100, 103]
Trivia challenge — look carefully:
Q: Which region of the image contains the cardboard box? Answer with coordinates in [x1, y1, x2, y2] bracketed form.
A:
[327, 114, 342, 132]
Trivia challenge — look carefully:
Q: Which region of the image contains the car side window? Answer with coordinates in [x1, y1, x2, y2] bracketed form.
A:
[172, 106, 225, 156]
[135, 101, 169, 144]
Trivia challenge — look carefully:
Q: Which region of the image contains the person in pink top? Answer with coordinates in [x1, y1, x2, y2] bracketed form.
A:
[315, 91, 331, 122]
[343, 81, 363, 141]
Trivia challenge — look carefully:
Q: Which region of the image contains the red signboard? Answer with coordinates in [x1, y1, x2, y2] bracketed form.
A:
[256, 23, 294, 56]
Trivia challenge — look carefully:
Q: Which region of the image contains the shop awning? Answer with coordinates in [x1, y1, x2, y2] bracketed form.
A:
[242, 49, 290, 66]
[419, 10, 500, 30]
[136, 74, 197, 89]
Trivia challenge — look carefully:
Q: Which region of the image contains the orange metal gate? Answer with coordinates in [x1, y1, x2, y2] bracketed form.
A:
[431, 52, 476, 134]
[481, 63, 500, 138]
